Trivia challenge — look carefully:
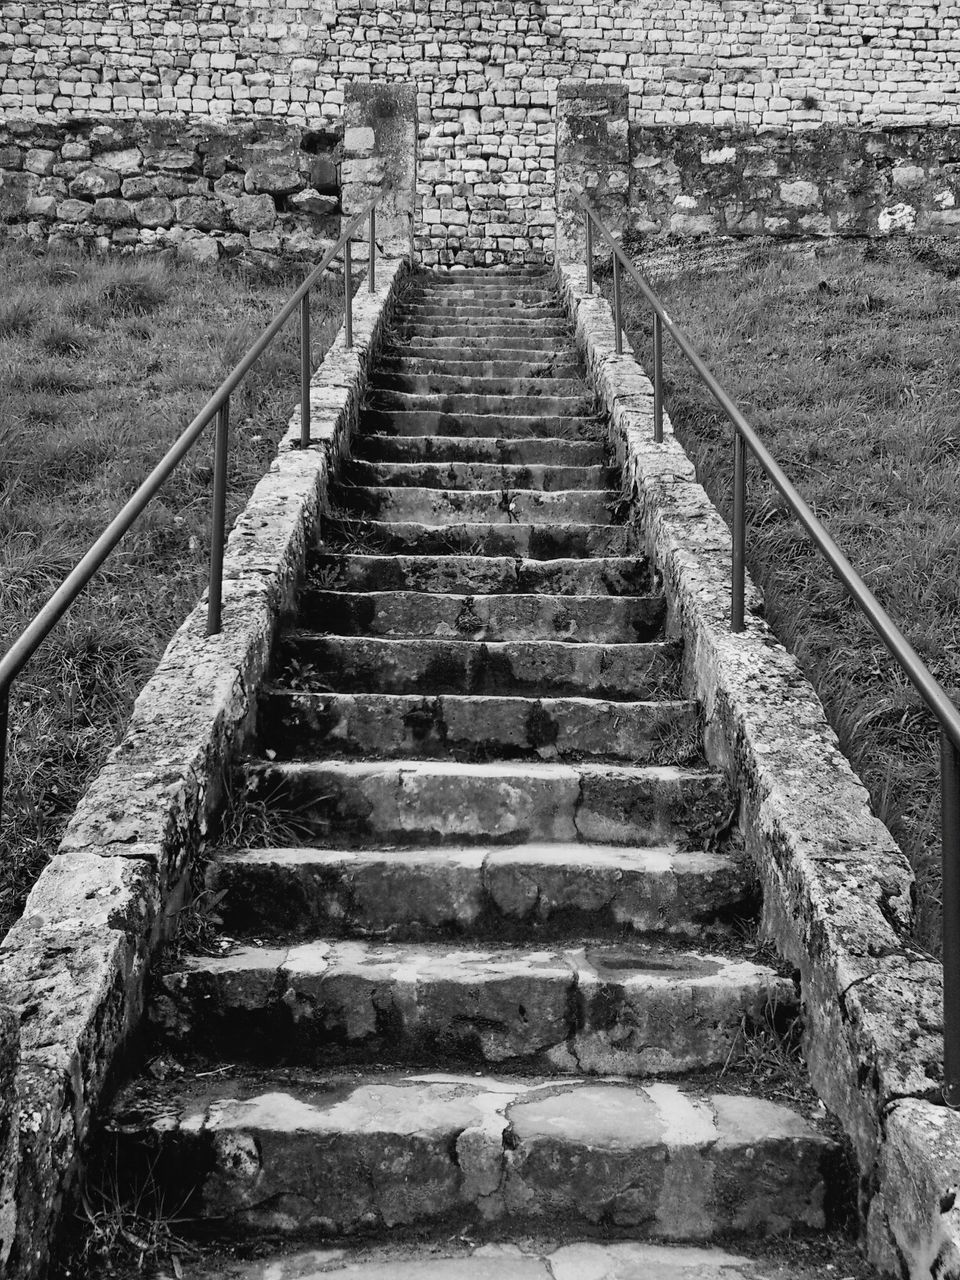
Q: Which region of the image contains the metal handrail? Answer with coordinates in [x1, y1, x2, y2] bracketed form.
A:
[0, 197, 380, 831]
[577, 192, 960, 1107]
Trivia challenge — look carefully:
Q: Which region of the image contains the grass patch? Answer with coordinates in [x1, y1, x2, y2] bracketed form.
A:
[607, 238, 960, 954]
[0, 244, 344, 941]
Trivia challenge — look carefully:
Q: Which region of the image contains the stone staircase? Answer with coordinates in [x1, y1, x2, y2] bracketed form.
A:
[102, 269, 843, 1271]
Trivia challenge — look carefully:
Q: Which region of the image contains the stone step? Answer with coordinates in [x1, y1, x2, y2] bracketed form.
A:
[208, 843, 751, 941]
[398, 321, 572, 341]
[362, 410, 602, 439]
[387, 341, 579, 360]
[344, 460, 615, 491]
[106, 1073, 833, 1239]
[320, 519, 635, 558]
[426, 266, 551, 280]
[258, 692, 691, 762]
[332, 486, 616, 526]
[351, 434, 607, 467]
[292, 590, 664, 642]
[369, 390, 595, 418]
[403, 302, 566, 320]
[308, 553, 653, 597]
[150, 939, 793, 1073]
[371, 373, 587, 398]
[377, 357, 582, 379]
[179, 1242, 848, 1280]
[240, 759, 728, 848]
[276, 634, 681, 699]
[417, 285, 557, 302]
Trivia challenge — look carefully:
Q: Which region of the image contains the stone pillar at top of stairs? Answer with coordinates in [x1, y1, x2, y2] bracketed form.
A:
[342, 80, 418, 260]
[555, 79, 631, 264]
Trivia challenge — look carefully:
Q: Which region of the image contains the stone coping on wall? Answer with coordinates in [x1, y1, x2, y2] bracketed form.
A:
[555, 261, 960, 1279]
[0, 254, 409, 1280]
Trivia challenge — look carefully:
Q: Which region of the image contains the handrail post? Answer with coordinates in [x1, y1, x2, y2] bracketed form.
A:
[368, 207, 376, 293]
[653, 313, 664, 443]
[0, 685, 8, 832]
[612, 250, 623, 356]
[585, 212, 593, 294]
[300, 292, 311, 449]
[344, 236, 353, 349]
[207, 398, 230, 637]
[943, 732, 960, 1106]
[731, 431, 746, 632]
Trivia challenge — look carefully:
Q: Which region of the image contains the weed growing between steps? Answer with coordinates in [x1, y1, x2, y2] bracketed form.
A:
[607, 238, 960, 955]
[0, 244, 344, 941]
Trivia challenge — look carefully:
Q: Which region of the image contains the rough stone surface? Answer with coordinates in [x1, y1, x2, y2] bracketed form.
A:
[343, 82, 416, 259]
[555, 259, 945, 1277]
[209, 844, 750, 942]
[227, 1241, 836, 1280]
[0, 1006, 18, 1271]
[0, 255, 409, 1280]
[150, 939, 790, 1074]
[107, 1074, 832, 1239]
[5, 8, 960, 260]
[0, 117, 338, 260]
[556, 83, 630, 263]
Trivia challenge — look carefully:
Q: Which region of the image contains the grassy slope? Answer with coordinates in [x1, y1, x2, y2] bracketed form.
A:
[609, 240, 960, 953]
[0, 245, 343, 939]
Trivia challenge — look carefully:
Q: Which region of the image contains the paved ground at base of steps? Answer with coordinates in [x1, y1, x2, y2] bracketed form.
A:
[138, 1238, 878, 1280]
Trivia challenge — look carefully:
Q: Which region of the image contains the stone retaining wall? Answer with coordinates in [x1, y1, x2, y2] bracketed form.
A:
[3, 1, 960, 262]
[0, 257, 409, 1279]
[0, 115, 341, 262]
[628, 122, 960, 238]
[556, 261, 960, 1280]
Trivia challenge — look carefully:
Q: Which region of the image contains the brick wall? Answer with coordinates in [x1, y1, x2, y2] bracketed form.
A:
[2, 1, 960, 263]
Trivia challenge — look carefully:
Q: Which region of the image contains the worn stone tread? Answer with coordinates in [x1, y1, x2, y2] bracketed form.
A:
[320, 519, 635, 558]
[208, 843, 752, 941]
[350, 436, 607, 466]
[151, 939, 794, 1072]
[398, 321, 572, 340]
[292, 590, 664, 642]
[258, 690, 691, 760]
[241, 758, 730, 848]
[372, 374, 587, 398]
[376, 359, 582, 380]
[332, 485, 616, 526]
[361, 410, 602, 439]
[276, 633, 681, 699]
[370, 391, 595, 418]
[209, 1241, 841, 1280]
[308, 553, 652, 596]
[386, 343, 580, 362]
[107, 1073, 832, 1238]
[343, 461, 616, 491]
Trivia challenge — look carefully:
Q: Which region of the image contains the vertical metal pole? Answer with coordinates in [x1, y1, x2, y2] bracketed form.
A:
[368, 207, 376, 293]
[207, 398, 229, 637]
[942, 732, 960, 1107]
[0, 684, 8, 834]
[653, 313, 664, 444]
[612, 251, 623, 356]
[585, 212, 593, 294]
[300, 292, 311, 449]
[731, 431, 746, 633]
[344, 236, 353, 350]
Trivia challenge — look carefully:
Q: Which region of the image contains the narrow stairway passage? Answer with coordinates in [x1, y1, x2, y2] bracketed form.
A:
[98, 268, 848, 1265]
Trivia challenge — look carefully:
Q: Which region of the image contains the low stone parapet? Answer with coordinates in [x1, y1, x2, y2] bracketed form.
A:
[556, 257, 957, 1278]
[0, 249, 409, 1278]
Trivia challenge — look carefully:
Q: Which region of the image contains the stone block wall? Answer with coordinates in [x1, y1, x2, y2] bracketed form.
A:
[2, 2, 960, 263]
[0, 116, 340, 262]
[628, 124, 960, 239]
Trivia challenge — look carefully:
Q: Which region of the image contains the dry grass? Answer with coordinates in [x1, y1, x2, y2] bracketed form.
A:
[0, 244, 343, 940]
[608, 238, 960, 954]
